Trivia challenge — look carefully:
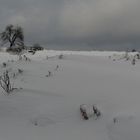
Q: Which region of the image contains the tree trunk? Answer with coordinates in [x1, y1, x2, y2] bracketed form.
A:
[10, 43, 13, 48]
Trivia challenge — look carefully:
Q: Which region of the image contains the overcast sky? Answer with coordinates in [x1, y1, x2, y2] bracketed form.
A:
[0, 0, 140, 50]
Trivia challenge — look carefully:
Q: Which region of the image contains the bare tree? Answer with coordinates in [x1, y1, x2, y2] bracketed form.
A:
[0, 24, 24, 48]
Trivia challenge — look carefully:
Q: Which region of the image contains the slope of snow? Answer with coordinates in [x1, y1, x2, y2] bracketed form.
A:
[0, 50, 139, 140]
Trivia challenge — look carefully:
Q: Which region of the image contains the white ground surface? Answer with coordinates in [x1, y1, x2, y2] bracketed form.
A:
[0, 50, 139, 140]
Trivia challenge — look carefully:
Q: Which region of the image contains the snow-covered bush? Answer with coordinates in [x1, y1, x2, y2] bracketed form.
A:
[80, 104, 101, 120]
[80, 104, 89, 120]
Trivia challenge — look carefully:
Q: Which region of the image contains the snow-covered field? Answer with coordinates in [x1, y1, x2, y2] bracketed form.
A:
[0, 50, 140, 140]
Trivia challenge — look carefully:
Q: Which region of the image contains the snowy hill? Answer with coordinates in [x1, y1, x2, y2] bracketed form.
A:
[0, 50, 139, 140]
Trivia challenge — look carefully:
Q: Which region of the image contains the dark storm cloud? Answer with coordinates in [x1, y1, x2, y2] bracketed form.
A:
[1, 0, 140, 50]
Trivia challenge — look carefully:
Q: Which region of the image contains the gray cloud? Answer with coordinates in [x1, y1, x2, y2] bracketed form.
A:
[0, 0, 140, 50]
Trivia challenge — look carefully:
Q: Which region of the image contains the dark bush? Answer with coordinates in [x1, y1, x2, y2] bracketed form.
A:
[6, 47, 23, 53]
[30, 44, 44, 51]
[132, 49, 136, 52]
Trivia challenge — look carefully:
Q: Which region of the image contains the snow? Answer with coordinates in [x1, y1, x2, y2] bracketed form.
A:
[0, 50, 139, 140]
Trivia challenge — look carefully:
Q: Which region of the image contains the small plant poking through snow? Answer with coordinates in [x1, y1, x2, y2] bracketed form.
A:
[55, 65, 59, 71]
[0, 70, 14, 94]
[2, 62, 7, 68]
[46, 71, 52, 77]
[23, 55, 31, 61]
[18, 69, 23, 74]
[12, 68, 24, 78]
[58, 54, 64, 59]
[113, 117, 118, 123]
[131, 58, 136, 65]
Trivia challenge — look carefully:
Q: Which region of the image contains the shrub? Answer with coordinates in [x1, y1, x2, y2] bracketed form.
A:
[0, 70, 14, 94]
[30, 43, 44, 51]
[6, 47, 23, 54]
